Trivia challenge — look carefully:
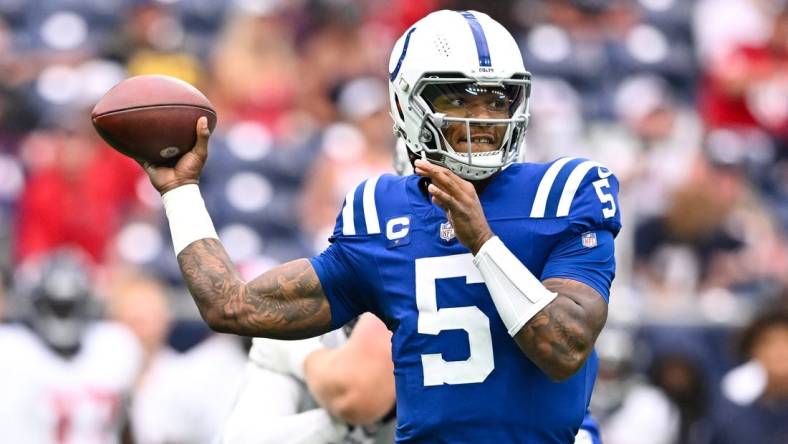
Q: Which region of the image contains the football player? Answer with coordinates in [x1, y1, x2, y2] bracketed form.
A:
[139, 10, 620, 443]
[220, 138, 606, 444]
[222, 314, 396, 444]
[0, 249, 142, 444]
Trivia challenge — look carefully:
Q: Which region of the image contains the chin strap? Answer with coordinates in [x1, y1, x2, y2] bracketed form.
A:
[444, 154, 502, 180]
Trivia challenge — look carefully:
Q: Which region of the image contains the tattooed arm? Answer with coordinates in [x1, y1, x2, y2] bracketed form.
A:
[178, 239, 332, 339]
[512, 278, 607, 382]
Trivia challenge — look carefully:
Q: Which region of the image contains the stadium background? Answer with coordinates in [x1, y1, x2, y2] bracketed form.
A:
[0, 0, 786, 443]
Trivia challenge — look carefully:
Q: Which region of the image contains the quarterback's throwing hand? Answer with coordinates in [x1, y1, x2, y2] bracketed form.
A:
[138, 117, 212, 195]
[415, 159, 494, 254]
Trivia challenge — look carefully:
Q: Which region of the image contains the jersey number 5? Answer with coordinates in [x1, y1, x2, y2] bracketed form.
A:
[593, 167, 616, 219]
[415, 254, 494, 386]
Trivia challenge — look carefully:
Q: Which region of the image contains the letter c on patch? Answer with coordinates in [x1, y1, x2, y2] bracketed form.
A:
[386, 216, 410, 240]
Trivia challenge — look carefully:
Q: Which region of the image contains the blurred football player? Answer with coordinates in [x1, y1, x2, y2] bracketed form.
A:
[107, 271, 247, 444]
[222, 313, 396, 444]
[139, 10, 620, 443]
[0, 249, 142, 444]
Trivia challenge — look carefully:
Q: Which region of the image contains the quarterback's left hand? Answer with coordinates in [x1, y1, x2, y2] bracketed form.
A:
[415, 159, 494, 254]
[248, 336, 324, 380]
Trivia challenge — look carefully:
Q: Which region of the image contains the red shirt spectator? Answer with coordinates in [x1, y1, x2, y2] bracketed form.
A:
[15, 131, 143, 263]
[700, 9, 788, 142]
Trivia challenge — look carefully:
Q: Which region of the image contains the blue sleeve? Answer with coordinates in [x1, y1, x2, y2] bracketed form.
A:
[310, 241, 370, 329]
[540, 229, 616, 303]
[310, 175, 395, 329]
[565, 164, 622, 238]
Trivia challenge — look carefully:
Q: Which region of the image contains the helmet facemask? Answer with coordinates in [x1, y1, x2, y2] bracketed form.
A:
[31, 291, 89, 357]
[406, 73, 531, 180]
[16, 250, 94, 359]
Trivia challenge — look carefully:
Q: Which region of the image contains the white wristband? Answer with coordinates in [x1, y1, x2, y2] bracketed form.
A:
[162, 184, 219, 256]
[473, 236, 558, 337]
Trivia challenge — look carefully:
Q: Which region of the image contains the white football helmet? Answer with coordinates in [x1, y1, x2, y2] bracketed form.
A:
[388, 10, 532, 180]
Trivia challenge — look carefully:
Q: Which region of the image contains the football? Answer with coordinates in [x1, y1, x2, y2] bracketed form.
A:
[91, 75, 217, 166]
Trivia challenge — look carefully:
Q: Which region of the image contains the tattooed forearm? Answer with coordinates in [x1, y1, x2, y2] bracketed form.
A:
[177, 239, 332, 338]
[513, 278, 608, 381]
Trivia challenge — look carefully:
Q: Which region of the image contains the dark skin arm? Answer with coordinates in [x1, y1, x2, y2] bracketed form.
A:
[178, 243, 331, 338]
[140, 118, 332, 338]
[514, 278, 607, 381]
[415, 159, 608, 381]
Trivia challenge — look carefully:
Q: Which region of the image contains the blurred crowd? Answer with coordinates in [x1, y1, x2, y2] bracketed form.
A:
[0, 0, 786, 443]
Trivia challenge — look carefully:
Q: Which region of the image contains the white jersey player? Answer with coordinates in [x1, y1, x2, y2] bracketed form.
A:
[107, 273, 248, 444]
[0, 249, 141, 444]
[222, 313, 396, 444]
[0, 322, 142, 444]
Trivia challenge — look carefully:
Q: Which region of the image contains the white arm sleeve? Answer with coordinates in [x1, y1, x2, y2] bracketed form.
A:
[473, 236, 558, 336]
[221, 363, 348, 444]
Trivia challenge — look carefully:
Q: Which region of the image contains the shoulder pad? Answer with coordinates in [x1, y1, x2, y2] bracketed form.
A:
[332, 174, 401, 238]
[529, 158, 621, 234]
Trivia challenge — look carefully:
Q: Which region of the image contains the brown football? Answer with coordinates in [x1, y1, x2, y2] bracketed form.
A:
[91, 75, 217, 166]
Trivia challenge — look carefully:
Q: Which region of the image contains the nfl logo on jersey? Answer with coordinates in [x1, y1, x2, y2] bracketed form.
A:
[440, 221, 455, 242]
[581, 232, 597, 248]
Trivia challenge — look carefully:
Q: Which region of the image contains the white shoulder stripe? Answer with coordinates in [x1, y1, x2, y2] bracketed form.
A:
[530, 157, 577, 218]
[556, 160, 602, 217]
[341, 187, 356, 236]
[362, 175, 381, 235]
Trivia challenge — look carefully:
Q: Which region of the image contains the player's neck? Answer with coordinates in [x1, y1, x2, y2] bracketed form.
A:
[471, 175, 496, 194]
[417, 173, 497, 202]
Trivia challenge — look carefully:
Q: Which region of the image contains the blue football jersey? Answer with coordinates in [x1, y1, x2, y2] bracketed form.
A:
[311, 157, 621, 443]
